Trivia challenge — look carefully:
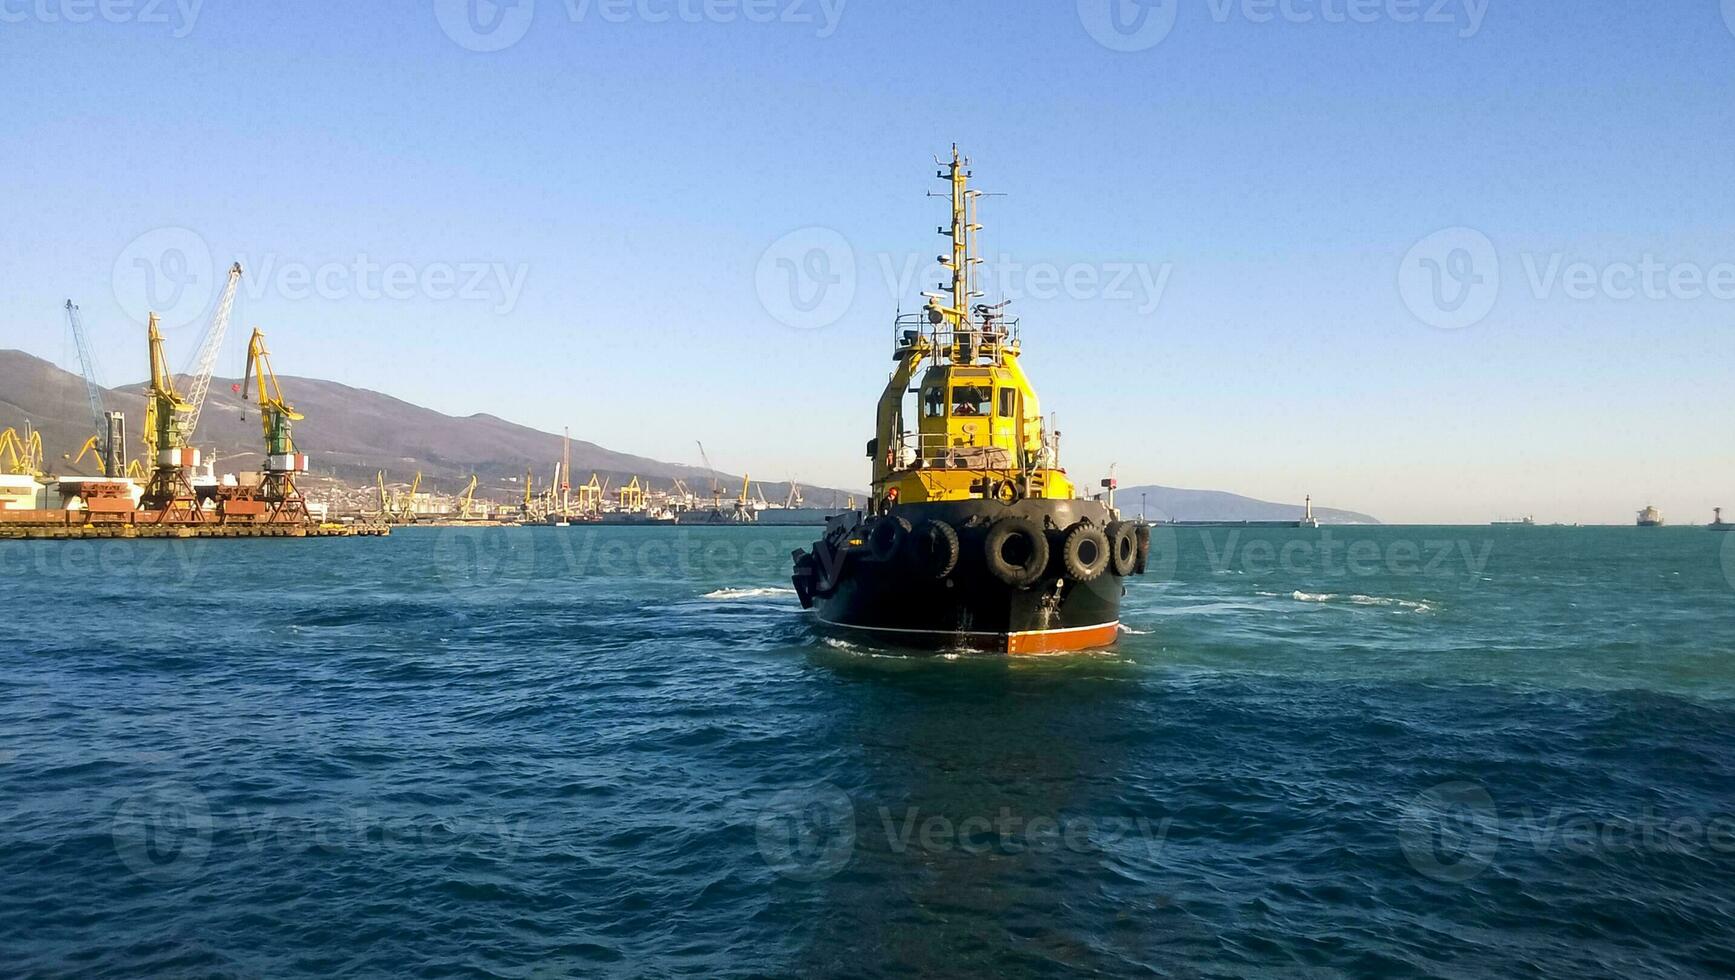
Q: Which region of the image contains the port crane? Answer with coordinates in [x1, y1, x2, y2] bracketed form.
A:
[140, 313, 204, 522]
[0, 426, 44, 477]
[240, 328, 310, 523]
[63, 300, 124, 478]
[695, 441, 722, 508]
[181, 263, 244, 441]
[459, 475, 479, 519]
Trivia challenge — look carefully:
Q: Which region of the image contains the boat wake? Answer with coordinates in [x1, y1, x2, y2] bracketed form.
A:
[702, 587, 798, 600]
[1264, 591, 1434, 613]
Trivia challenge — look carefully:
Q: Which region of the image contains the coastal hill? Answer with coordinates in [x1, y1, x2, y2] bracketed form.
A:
[1116, 484, 1380, 525]
[0, 349, 850, 504]
[4, 349, 1380, 521]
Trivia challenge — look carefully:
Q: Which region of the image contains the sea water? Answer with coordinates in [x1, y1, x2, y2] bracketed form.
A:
[2, 525, 1732, 976]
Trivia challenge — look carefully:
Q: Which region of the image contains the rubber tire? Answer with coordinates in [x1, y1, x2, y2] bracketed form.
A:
[1106, 521, 1138, 577]
[812, 539, 844, 594]
[912, 519, 961, 580]
[1134, 524, 1151, 575]
[984, 517, 1050, 589]
[1062, 524, 1111, 582]
[868, 516, 911, 563]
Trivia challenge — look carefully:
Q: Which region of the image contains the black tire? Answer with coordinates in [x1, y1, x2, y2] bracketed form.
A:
[868, 516, 911, 563]
[812, 539, 844, 594]
[1134, 524, 1151, 575]
[1061, 524, 1111, 582]
[791, 553, 816, 608]
[1106, 521, 1138, 577]
[984, 517, 1050, 589]
[912, 519, 961, 579]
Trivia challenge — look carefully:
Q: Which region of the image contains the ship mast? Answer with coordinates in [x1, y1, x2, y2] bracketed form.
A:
[925, 144, 981, 344]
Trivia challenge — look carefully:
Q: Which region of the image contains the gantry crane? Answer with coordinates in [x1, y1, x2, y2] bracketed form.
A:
[140, 314, 204, 522]
[240, 328, 310, 523]
[182, 263, 243, 441]
[0, 427, 44, 477]
[459, 475, 479, 519]
[63, 300, 124, 478]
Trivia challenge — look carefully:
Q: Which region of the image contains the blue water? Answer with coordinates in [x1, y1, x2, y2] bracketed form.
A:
[3, 525, 1734, 977]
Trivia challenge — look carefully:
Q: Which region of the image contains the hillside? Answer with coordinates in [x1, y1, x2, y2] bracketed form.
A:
[0, 349, 853, 504]
[1117, 484, 1380, 525]
[4, 350, 1381, 521]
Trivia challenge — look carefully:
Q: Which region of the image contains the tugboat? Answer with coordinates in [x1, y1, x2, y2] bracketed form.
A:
[790, 147, 1148, 653]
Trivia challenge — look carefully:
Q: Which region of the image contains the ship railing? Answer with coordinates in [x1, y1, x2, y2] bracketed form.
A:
[894, 313, 1020, 364]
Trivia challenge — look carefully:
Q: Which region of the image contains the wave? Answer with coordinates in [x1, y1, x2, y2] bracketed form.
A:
[701, 587, 798, 600]
[1282, 590, 1433, 613]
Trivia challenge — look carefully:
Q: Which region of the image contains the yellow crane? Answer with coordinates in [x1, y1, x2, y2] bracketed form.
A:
[459, 474, 479, 519]
[240, 328, 310, 522]
[397, 472, 422, 523]
[140, 313, 203, 521]
[521, 467, 535, 520]
[0, 427, 44, 477]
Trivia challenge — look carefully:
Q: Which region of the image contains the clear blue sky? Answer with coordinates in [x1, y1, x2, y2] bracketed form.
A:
[2, 0, 1732, 523]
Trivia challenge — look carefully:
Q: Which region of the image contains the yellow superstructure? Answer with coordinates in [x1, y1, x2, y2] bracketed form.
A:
[871, 146, 1075, 511]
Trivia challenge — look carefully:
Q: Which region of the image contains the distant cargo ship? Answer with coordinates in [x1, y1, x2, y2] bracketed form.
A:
[1493, 515, 1536, 526]
[1637, 505, 1664, 527]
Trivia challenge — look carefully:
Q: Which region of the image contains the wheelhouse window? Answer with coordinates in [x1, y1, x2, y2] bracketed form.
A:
[923, 386, 946, 418]
[952, 385, 992, 417]
[998, 388, 1016, 417]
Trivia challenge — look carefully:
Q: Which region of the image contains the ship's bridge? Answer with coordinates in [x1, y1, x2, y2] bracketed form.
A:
[879, 310, 1073, 504]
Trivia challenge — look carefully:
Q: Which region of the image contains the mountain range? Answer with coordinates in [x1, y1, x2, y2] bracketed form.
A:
[2, 348, 1379, 522]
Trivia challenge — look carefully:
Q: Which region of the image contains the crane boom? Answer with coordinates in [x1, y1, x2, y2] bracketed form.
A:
[63, 301, 105, 436]
[181, 262, 243, 440]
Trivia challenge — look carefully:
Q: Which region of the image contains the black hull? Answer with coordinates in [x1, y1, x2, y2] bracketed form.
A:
[793, 499, 1144, 654]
